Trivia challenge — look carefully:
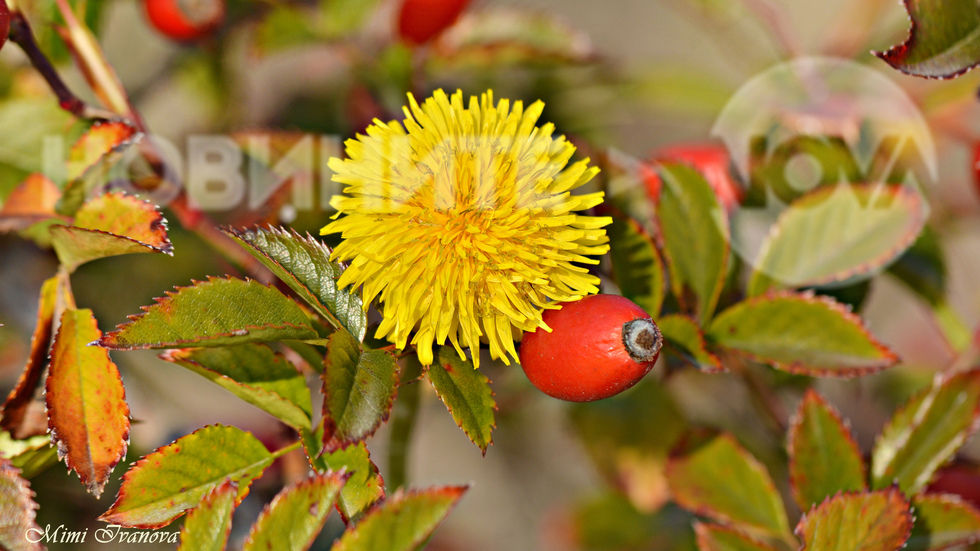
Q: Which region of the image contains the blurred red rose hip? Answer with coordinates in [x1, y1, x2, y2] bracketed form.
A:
[397, 0, 469, 45]
[143, 0, 224, 42]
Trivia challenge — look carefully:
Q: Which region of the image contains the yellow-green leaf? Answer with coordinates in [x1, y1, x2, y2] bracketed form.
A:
[330, 486, 469, 551]
[788, 390, 866, 511]
[907, 494, 980, 551]
[666, 434, 790, 538]
[243, 472, 346, 551]
[427, 347, 496, 454]
[608, 213, 666, 318]
[161, 345, 312, 431]
[301, 425, 385, 522]
[177, 480, 237, 551]
[694, 522, 778, 551]
[100, 425, 275, 529]
[795, 488, 913, 551]
[100, 277, 319, 350]
[707, 292, 898, 376]
[872, 369, 980, 494]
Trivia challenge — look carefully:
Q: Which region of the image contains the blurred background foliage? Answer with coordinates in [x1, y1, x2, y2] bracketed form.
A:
[3, 0, 980, 549]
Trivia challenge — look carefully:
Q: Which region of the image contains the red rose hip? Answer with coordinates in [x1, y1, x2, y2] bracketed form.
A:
[519, 295, 662, 402]
[397, 0, 469, 45]
[143, 0, 224, 42]
[0, 0, 9, 53]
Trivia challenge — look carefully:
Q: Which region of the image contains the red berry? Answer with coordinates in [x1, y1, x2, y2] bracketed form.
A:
[143, 0, 224, 42]
[0, 0, 9, 53]
[647, 143, 743, 211]
[397, 0, 469, 45]
[519, 295, 662, 402]
[972, 141, 980, 198]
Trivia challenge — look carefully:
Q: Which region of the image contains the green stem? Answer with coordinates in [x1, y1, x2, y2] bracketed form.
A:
[387, 354, 423, 491]
[272, 439, 303, 460]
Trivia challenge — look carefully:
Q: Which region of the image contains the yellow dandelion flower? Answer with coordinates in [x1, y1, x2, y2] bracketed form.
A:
[322, 89, 610, 367]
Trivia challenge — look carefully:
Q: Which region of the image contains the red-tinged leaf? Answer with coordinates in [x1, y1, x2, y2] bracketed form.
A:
[706, 291, 898, 376]
[243, 472, 347, 551]
[50, 192, 172, 271]
[301, 425, 385, 523]
[695, 522, 778, 551]
[58, 121, 142, 217]
[872, 369, 980, 494]
[46, 308, 130, 497]
[747, 184, 926, 296]
[224, 226, 367, 341]
[666, 434, 790, 538]
[658, 313, 723, 372]
[0, 174, 63, 232]
[795, 488, 913, 551]
[608, 213, 667, 318]
[177, 480, 237, 551]
[99, 277, 320, 350]
[1, 276, 60, 439]
[0, 459, 42, 551]
[100, 425, 275, 528]
[788, 390, 866, 511]
[655, 161, 729, 322]
[330, 486, 469, 551]
[161, 345, 312, 431]
[875, 0, 980, 79]
[322, 330, 399, 451]
[427, 346, 496, 454]
[907, 494, 980, 551]
[434, 8, 596, 65]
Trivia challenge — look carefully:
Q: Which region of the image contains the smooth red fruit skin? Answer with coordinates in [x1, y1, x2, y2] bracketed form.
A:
[972, 142, 980, 199]
[143, 0, 224, 42]
[397, 0, 469, 45]
[645, 143, 743, 211]
[519, 295, 661, 402]
[0, 0, 9, 53]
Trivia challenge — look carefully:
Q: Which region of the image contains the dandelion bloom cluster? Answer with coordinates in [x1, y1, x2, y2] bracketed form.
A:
[322, 89, 610, 367]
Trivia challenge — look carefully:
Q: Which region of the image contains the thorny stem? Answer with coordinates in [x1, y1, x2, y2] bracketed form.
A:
[387, 354, 424, 491]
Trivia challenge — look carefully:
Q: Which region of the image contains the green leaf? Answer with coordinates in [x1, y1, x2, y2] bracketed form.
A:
[427, 347, 496, 454]
[872, 369, 980, 494]
[51, 192, 172, 272]
[0, 433, 58, 479]
[302, 426, 385, 522]
[177, 480, 237, 551]
[666, 434, 790, 538]
[243, 472, 346, 551]
[0, 459, 42, 551]
[435, 8, 596, 65]
[0, 98, 75, 173]
[706, 292, 898, 376]
[655, 161, 729, 322]
[100, 425, 275, 529]
[795, 488, 913, 551]
[608, 213, 666, 317]
[694, 522, 778, 551]
[330, 486, 468, 551]
[747, 184, 926, 296]
[875, 0, 980, 78]
[322, 330, 399, 450]
[658, 314, 723, 372]
[907, 494, 980, 551]
[99, 277, 319, 350]
[571, 379, 687, 512]
[46, 308, 130, 498]
[226, 226, 367, 341]
[788, 390, 866, 511]
[160, 345, 312, 431]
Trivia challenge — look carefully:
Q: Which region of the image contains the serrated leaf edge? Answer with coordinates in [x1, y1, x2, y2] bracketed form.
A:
[873, 0, 980, 80]
[794, 487, 913, 548]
